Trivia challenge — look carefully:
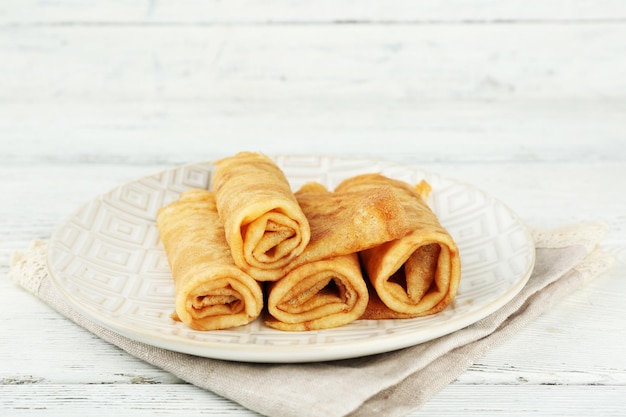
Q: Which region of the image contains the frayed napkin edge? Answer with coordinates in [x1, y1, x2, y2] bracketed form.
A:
[533, 221, 609, 253]
[9, 239, 48, 296]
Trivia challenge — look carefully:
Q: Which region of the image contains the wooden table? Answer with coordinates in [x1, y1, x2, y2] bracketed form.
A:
[2, 2, 625, 415]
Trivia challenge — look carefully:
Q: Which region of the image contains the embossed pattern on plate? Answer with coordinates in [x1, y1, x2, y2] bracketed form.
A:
[47, 156, 535, 363]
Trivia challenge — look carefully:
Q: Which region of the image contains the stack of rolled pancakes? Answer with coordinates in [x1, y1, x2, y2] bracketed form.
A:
[156, 152, 461, 331]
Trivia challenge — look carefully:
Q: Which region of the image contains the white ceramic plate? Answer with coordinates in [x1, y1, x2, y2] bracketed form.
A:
[47, 156, 535, 363]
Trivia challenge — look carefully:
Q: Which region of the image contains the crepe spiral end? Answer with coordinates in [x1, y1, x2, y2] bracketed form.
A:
[265, 254, 369, 331]
[212, 152, 311, 280]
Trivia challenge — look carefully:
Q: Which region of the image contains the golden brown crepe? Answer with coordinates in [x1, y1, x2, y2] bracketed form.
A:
[281, 182, 418, 267]
[246, 180, 420, 283]
[211, 152, 311, 281]
[265, 253, 368, 331]
[335, 173, 461, 319]
[265, 183, 369, 331]
[156, 189, 264, 330]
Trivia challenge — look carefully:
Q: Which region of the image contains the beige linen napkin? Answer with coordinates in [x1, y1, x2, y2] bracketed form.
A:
[9, 222, 614, 417]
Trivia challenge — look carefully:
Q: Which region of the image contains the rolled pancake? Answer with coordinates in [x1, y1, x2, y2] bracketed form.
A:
[211, 152, 311, 281]
[156, 189, 264, 330]
[265, 183, 369, 331]
[256, 180, 420, 282]
[265, 253, 368, 331]
[335, 173, 461, 319]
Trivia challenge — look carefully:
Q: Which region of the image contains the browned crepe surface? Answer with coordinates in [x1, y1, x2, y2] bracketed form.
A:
[156, 189, 264, 330]
[335, 173, 461, 319]
[283, 182, 419, 268]
[240, 179, 423, 285]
